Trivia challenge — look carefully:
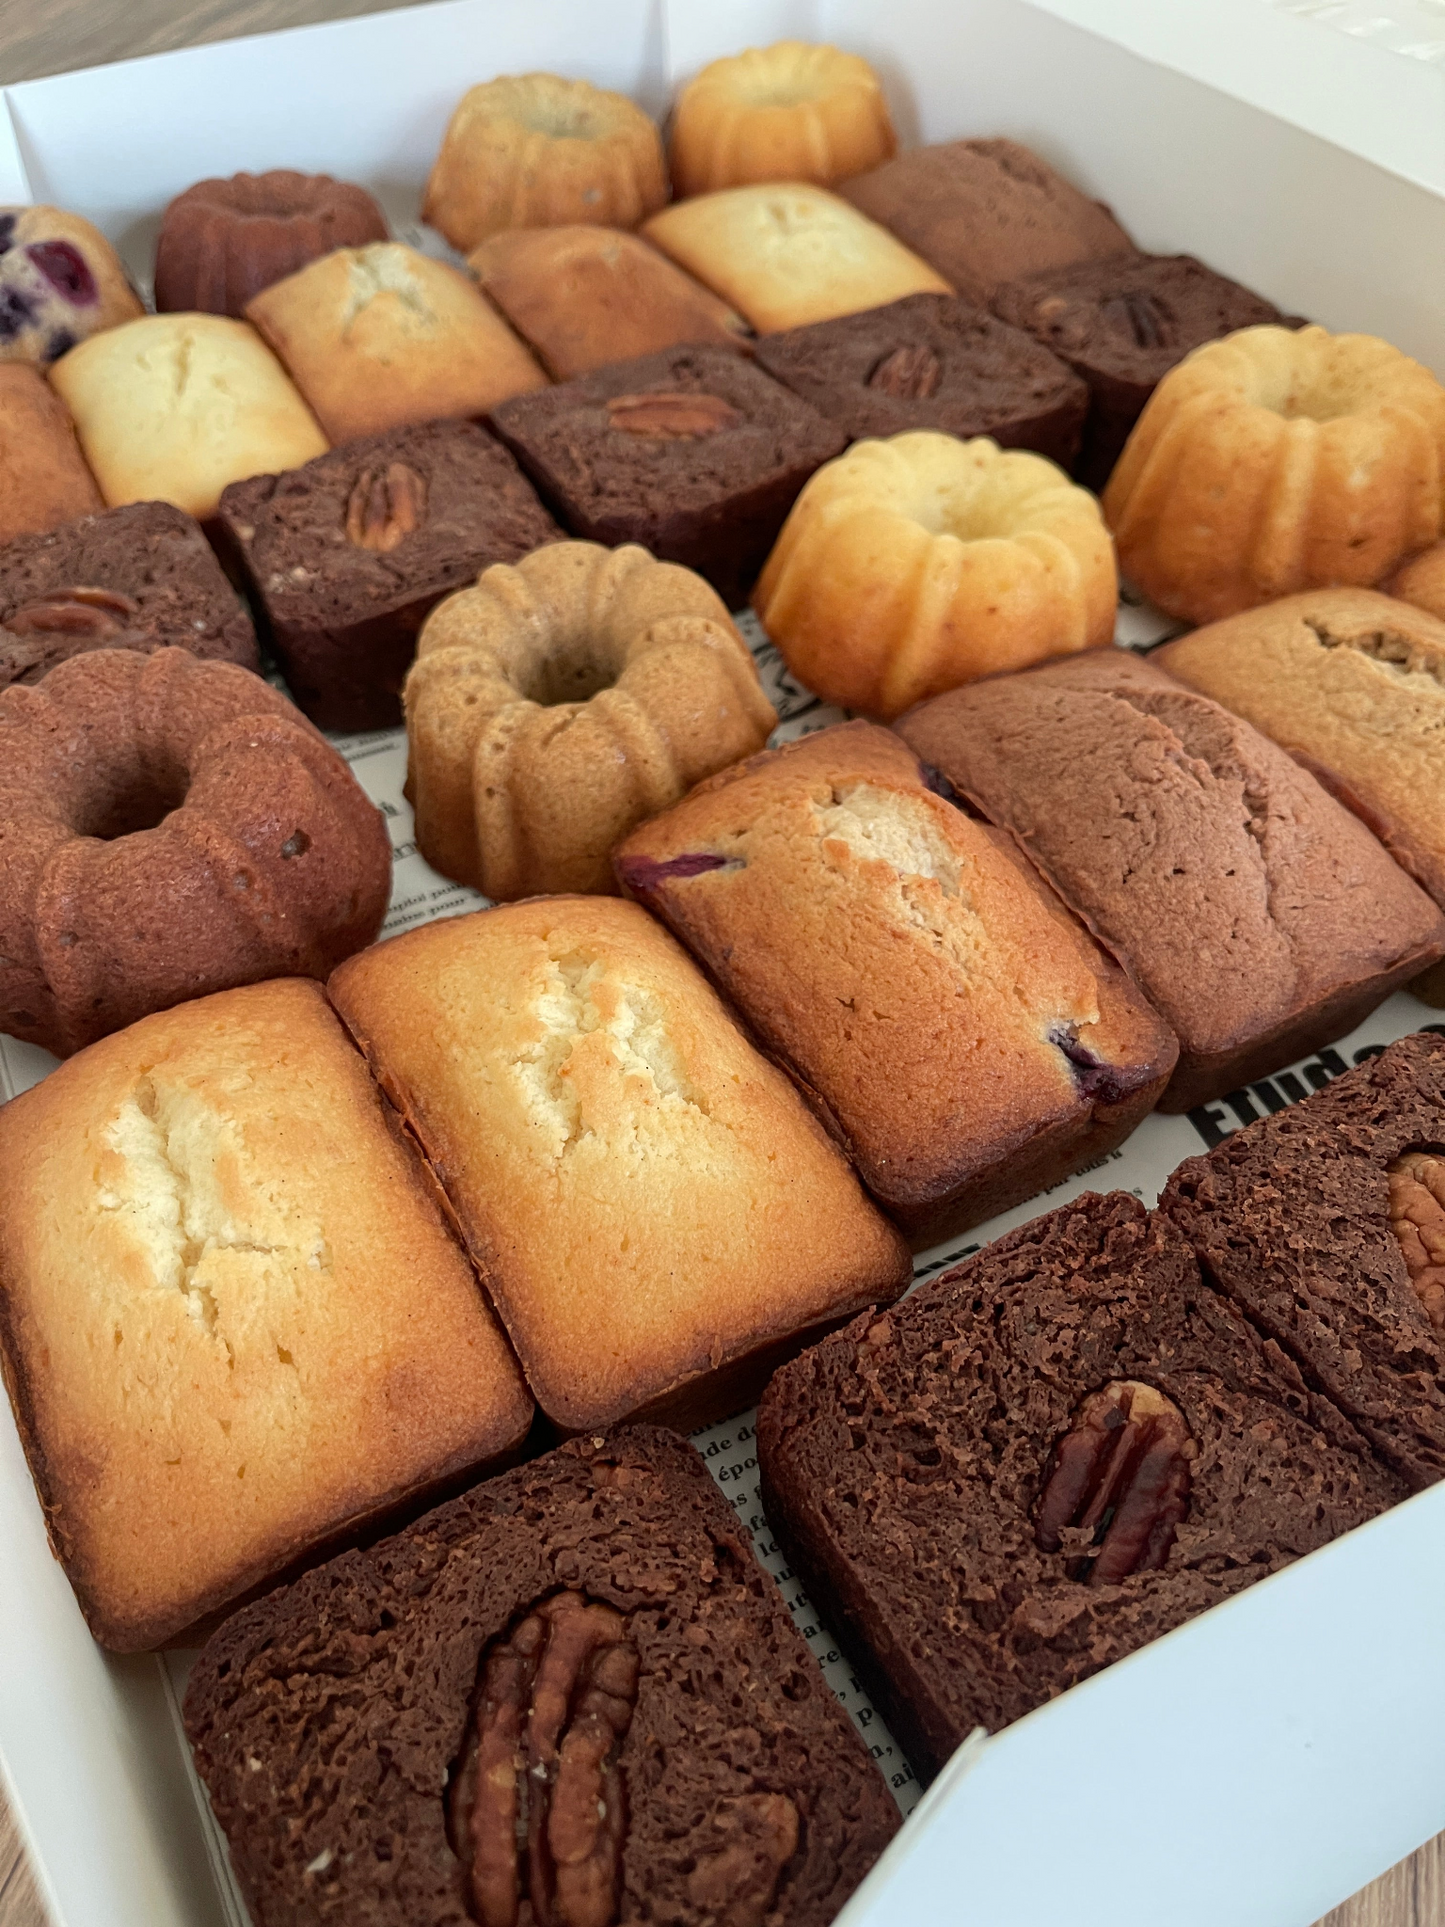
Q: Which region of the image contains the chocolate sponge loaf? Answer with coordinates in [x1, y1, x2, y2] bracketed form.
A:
[185, 1425, 899, 1927]
[757, 1193, 1405, 1777]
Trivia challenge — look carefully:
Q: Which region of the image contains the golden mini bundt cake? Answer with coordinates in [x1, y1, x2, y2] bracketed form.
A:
[403, 541, 776, 898]
[1104, 324, 1445, 624]
[669, 41, 896, 197]
[754, 432, 1116, 718]
[423, 73, 668, 253]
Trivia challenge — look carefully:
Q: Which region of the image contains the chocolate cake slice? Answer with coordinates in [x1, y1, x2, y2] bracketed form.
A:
[0, 499, 256, 688]
[217, 418, 560, 731]
[992, 252, 1297, 489]
[1161, 1031, 1445, 1490]
[185, 1425, 899, 1927]
[488, 344, 846, 609]
[753, 292, 1088, 465]
[758, 1192, 1404, 1777]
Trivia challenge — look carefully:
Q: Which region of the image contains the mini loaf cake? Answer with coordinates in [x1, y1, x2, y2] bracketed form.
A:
[992, 252, 1297, 489]
[404, 541, 776, 897]
[0, 363, 103, 546]
[0, 978, 533, 1650]
[218, 419, 559, 730]
[839, 139, 1136, 307]
[327, 897, 912, 1433]
[617, 723, 1177, 1246]
[0, 204, 143, 363]
[423, 73, 669, 253]
[489, 344, 846, 606]
[154, 170, 389, 317]
[757, 1191, 1405, 1775]
[754, 292, 1088, 465]
[0, 501, 258, 690]
[1162, 1031, 1445, 1490]
[668, 41, 897, 196]
[245, 242, 547, 445]
[47, 313, 328, 522]
[897, 648, 1445, 1111]
[184, 1426, 900, 1927]
[0, 647, 390, 1056]
[469, 225, 750, 380]
[642, 184, 952, 336]
[755, 432, 1116, 717]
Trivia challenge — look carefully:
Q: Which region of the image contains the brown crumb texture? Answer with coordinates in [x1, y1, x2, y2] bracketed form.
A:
[1161, 1030, 1445, 1488]
[184, 1426, 899, 1927]
[757, 1192, 1405, 1779]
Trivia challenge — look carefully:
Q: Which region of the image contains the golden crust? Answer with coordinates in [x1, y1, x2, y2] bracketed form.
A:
[0, 364, 102, 544]
[424, 73, 668, 253]
[245, 242, 546, 445]
[327, 898, 911, 1432]
[754, 430, 1117, 717]
[1388, 541, 1445, 624]
[669, 41, 896, 197]
[0, 979, 532, 1650]
[1103, 324, 1445, 624]
[403, 540, 776, 897]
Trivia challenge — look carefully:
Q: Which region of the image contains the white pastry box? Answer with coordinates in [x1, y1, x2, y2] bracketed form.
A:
[2, 4, 1445, 1925]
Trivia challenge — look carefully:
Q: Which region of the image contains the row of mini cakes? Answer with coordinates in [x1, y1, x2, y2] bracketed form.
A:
[0, 904, 911, 1651]
[755, 1030, 1445, 1778]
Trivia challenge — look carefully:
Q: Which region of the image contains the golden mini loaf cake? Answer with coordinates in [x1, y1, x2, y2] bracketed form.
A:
[754, 430, 1117, 717]
[1104, 324, 1445, 623]
[245, 241, 546, 445]
[0, 978, 532, 1651]
[327, 897, 912, 1433]
[468, 225, 749, 379]
[668, 42, 897, 197]
[617, 723, 1177, 1246]
[641, 183, 951, 334]
[0, 364, 103, 544]
[47, 312, 328, 521]
[423, 73, 668, 253]
[403, 540, 776, 898]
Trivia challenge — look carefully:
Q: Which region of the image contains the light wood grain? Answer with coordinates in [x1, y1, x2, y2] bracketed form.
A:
[0, 3, 1440, 1925]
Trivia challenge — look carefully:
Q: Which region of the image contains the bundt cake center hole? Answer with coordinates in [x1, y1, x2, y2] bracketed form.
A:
[1272, 375, 1357, 423]
[76, 768, 189, 840]
[524, 636, 620, 707]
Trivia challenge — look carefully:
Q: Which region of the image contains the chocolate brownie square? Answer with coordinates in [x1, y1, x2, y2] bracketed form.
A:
[754, 293, 1087, 466]
[1161, 1031, 1445, 1490]
[185, 1426, 899, 1927]
[758, 1192, 1404, 1776]
[992, 253, 1298, 489]
[0, 499, 256, 689]
[488, 344, 847, 608]
[218, 419, 560, 731]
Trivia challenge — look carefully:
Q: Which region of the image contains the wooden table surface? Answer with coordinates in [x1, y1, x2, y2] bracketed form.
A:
[1, 2, 1442, 1923]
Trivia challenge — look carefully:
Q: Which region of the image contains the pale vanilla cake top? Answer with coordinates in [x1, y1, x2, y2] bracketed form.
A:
[0, 977, 531, 1650]
[328, 896, 911, 1431]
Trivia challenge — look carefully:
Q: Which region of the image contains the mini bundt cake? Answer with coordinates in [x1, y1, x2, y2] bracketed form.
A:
[668, 41, 896, 197]
[422, 74, 668, 253]
[403, 540, 777, 897]
[754, 431, 1117, 717]
[0, 205, 143, 364]
[154, 170, 389, 318]
[1103, 324, 1445, 623]
[0, 648, 391, 1057]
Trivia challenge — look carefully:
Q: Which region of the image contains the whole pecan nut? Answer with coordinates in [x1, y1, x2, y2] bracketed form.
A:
[448, 1590, 640, 1927]
[1104, 289, 1173, 352]
[344, 461, 428, 552]
[4, 585, 141, 637]
[1035, 1379, 1195, 1585]
[1387, 1150, 1445, 1332]
[605, 392, 742, 439]
[866, 344, 943, 400]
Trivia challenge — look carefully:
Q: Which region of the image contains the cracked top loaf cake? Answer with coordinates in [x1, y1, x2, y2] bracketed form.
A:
[617, 722, 1176, 1246]
[0, 978, 532, 1650]
[327, 896, 911, 1433]
[757, 1191, 1406, 1776]
[184, 1425, 900, 1927]
[897, 647, 1445, 1111]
